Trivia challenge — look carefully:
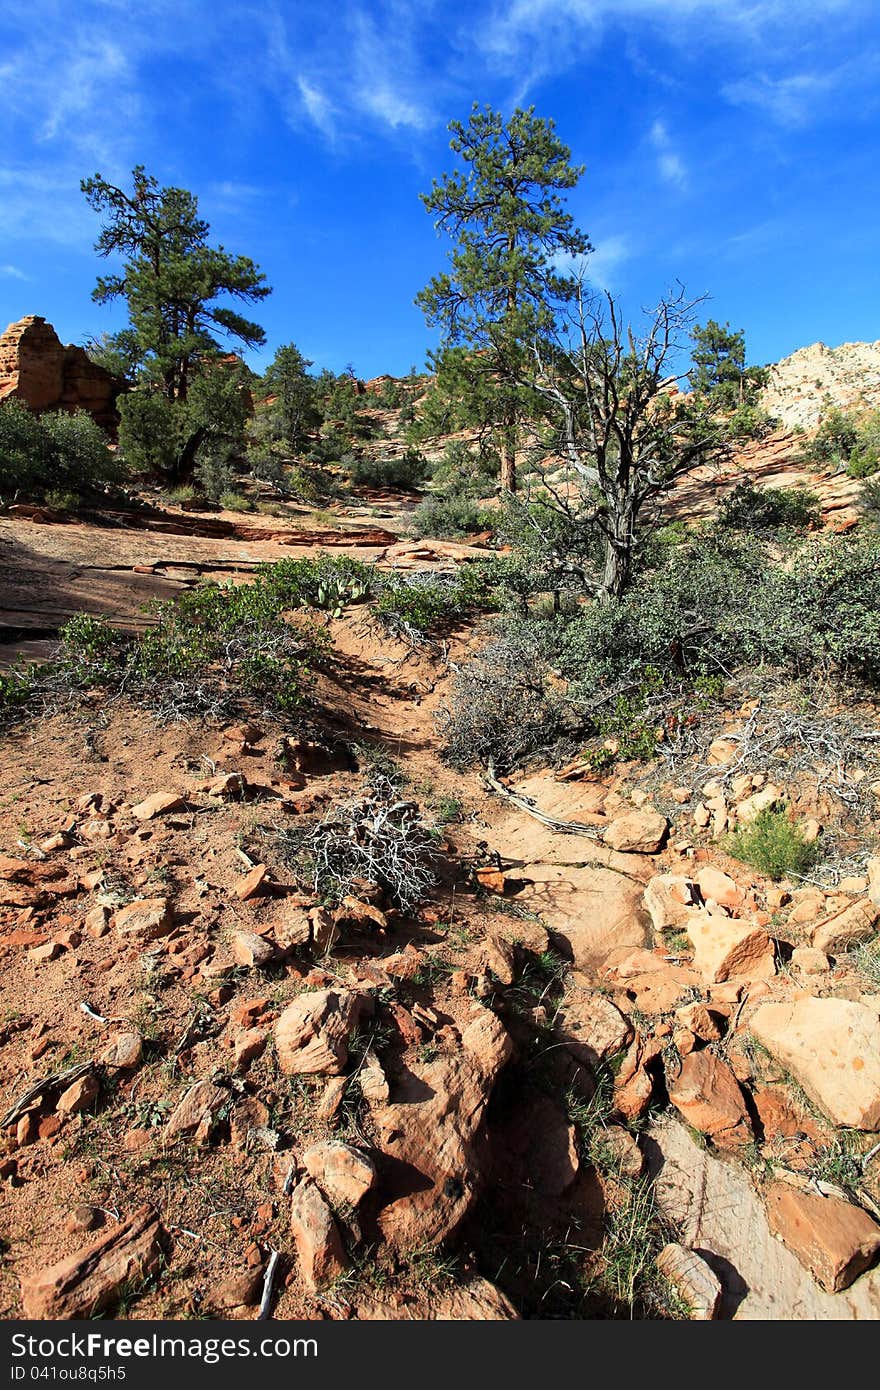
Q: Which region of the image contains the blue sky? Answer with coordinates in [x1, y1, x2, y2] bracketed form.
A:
[0, 0, 878, 379]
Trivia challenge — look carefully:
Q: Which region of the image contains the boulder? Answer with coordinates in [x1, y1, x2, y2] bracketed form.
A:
[655, 1242, 722, 1319]
[696, 867, 743, 912]
[812, 898, 879, 955]
[667, 1051, 752, 1149]
[20, 1206, 166, 1318]
[604, 809, 668, 854]
[686, 913, 776, 984]
[302, 1141, 377, 1208]
[516, 864, 650, 971]
[371, 1011, 512, 1249]
[643, 874, 699, 931]
[556, 991, 632, 1068]
[289, 1179, 347, 1289]
[274, 989, 369, 1075]
[750, 996, 880, 1130]
[764, 1182, 880, 1292]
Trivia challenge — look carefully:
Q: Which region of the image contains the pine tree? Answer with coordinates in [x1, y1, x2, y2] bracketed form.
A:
[82, 166, 270, 402]
[417, 105, 590, 492]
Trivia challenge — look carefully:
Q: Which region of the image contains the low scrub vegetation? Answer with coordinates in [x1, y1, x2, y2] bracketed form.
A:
[0, 400, 124, 506]
[724, 806, 819, 881]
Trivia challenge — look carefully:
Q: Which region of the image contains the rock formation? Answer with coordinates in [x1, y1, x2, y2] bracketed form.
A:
[0, 316, 120, 430]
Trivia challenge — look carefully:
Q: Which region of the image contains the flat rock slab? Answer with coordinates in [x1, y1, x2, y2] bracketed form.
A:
[749, 996, 880, 1130]
[508, 863, 650, 972]
[650, 1117, 880, 1319]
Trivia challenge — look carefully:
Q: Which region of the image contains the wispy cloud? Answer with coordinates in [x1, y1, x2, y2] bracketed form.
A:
[296, 76, 337, 139]
[723, 53, 880, 127]
[649, 119, 687, 189]
[0, 264, 28, 280]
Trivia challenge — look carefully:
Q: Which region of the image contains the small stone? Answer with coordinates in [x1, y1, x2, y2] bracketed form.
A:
[655, 1243, 722, 1318]
[231, 931, 276, 968]
[131, 792, 186, 822]
[29, 941, 61, 964]
[483, 933, 516, 985]
[289, 1178, 347, 1289]
[695, 867, 742, 912]
[57, 1072, 100, 1115]
[602, 1125, 644, 1178]
[302, 1141, 377, 1207]
[556, 992, 632, 1067]
[113, 898, 174, 942]
[236, 864, 270, 901]
[735, 785, 782, 823]
[211, 1271, 263, 1311]
[643, 874, 699, 932]
[65, 1205, 99, 1235]
[99, 1033, 143, 1069]
[790, 945, 830, 975]
[233, 1028, 268, 1069]
[686, 913, 776, 984]
[707, 737, 739, 766]
[812, 898, 879, 955]
[274, 988, 369, 1075]
[84, 905, 110, 938]
[667, 1050, 752, 1148]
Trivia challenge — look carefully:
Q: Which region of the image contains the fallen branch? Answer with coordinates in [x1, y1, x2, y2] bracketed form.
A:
[483, 760, 601, 839]
[1, 1061, 95, 1129]
[258, 1249, 281, 1321]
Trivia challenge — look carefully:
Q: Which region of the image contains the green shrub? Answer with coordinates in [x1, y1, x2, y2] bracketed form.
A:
[350, 450, 426, 490]
[219, 490, 254, 513]
[0, 401, 121, 504]
[410, 494, 494, 538]
[718, 481, 821, 532]
[724, 807, 818, 881]
[373, 565, 498, 642]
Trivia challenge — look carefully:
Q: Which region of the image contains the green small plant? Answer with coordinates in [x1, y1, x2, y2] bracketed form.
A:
[219, 489, 254, 512]
[724, 806, 818, 881]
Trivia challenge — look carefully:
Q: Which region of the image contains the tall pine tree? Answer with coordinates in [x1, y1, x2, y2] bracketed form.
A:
[417, 105, 590, 492]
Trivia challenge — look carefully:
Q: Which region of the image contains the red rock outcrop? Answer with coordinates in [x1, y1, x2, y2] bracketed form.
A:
[0, 316, 120, 430]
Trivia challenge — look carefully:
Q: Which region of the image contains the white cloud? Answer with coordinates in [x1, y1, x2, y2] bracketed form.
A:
[0, 264, 28, 280]
[722, 55, 880, 127]
[649, 119, 687, 189]
[296, 76, 337, 138]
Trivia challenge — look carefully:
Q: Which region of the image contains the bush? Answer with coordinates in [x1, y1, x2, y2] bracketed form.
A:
[277, 779, 438, 911]
[0, 401, 121, 504]
[441, 616, 570, 770]
[372, 565, 498, 642]
[724, 807, 818, 881]
[350, 449, 426, 490]
[718, 481, 821, 532]
[410, 494, 494, 539]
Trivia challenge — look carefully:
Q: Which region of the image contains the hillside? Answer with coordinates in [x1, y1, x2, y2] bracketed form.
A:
[1, 337, 880, 1325]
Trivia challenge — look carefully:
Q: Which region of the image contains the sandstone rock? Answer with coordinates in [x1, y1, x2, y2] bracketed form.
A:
[57, 1072, 99, 1115]
[317, 1076, 347, 1121]
[812, 898, 879, 954]
[750, 997, 880, 1130]
[735, 785, 782, 823]
[65, 1206, 99, 1235]
[131, 792, 186, 821]
[163, 1078, 228, 1141]
[274, 989, 368, 1075]
[358, 1276, 519, 1320]
[764, 1182, 880, 1292]
[20, 1206, 166, 1318]
[359, 1050, 390, 1103]
[29, 941, 60, 964]
[334, 896, 387, 931]
[604, 809, 667, 854]
[602, 1125, 644, 1178]
[0, 316, 120, 428]
[99, 1032, 143, 1069]
[667, 1051, 752, 1148]
[696, 867, 742, 912]
[492, 1090, 579, 1197]
[707, 737, 739, 766]
[656, 1242, 722, 1318]
[686, 913, 776, 983]
[236, 864, 270, 901]
[211, 1271, 263, 1311]
[643, 874, 699, 931]
[483, 933, 516, 985]
[790, 945, 830, 975]
[113, 897, 174, 942]
[233, 1029, 267, 1069]
[231, 931, 276, 968]
[675, 1002, 723, 1042]
[289, 1178, 346, 1289]
[556, 992, 632, 1068]
[789, 887, 827, 925]
[868, 857, 880, 910]
[518, 864, 650, 971]
[302, 1141, 377, 1208]
[371, 1013, 511, 1249]
[84, 905, 110, 938]
[274, 903, 311, 949]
